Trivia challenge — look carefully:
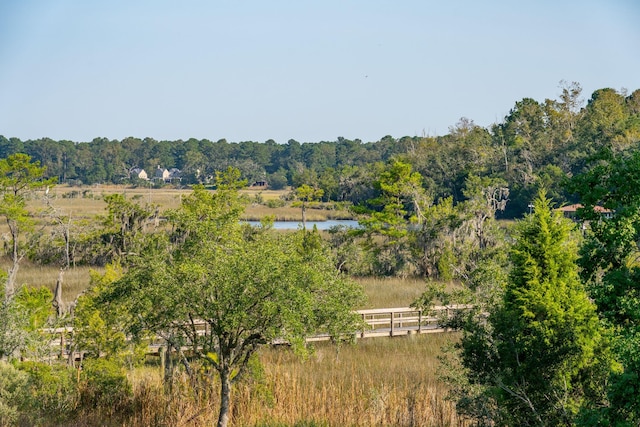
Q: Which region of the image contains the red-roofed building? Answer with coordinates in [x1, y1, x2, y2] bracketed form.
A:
[557, 204, 613, 221]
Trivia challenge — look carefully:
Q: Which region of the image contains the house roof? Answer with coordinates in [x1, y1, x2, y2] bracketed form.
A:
[557, 204, 612, 213]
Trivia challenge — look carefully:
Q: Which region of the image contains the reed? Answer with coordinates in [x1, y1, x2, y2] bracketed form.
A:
[0, 259, 96, 304]
[18, 184, 352, 224]
[357, 277, 466, 309]
[356, 277, 429, 309]
[81, 334, 466, 427]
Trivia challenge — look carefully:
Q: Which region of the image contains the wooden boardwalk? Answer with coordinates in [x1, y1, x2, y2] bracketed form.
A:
[317, 305, 470, 341]
[49, 305, 471, 359]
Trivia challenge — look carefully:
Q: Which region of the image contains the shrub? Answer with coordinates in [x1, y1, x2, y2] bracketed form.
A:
[15, 361, 79, 424]
[266, 198, 286, 208]
[0, 362, 28, 427]
[80, 358, 132, 415]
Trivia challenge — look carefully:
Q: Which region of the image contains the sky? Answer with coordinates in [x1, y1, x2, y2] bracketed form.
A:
[1, 0, 639, 144]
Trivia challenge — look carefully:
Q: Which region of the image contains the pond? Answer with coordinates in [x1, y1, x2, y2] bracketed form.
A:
[243, 219, 360, 230]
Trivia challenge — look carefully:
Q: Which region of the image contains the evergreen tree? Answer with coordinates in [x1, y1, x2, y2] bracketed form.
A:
[455, 191, 613, 426]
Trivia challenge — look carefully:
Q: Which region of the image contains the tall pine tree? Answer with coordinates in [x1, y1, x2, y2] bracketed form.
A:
[456, 191, 613, 426]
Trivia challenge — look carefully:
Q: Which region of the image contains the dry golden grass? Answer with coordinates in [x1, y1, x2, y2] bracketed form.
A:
[2, 262, 444, 310]
[357, 277, 429, 309]
[114, 334, 466, 427]
[0, 259, 97, 303]
[17, 184, 351, 223]
[242, 187, 292, 201]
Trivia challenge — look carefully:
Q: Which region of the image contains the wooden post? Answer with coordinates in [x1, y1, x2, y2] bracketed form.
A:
[159, 346, 166, 376]
[418, 310, 422, 333]
[59, 331, 65, 360]
[390, 311, 394, 337]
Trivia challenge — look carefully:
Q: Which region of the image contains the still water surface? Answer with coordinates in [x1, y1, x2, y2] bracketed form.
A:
[244, 219, 360, 230]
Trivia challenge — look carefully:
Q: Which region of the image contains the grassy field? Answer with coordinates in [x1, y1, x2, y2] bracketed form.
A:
[2, 260, 433, 311]
[84, 334, 464, 427]
[4, 184, 465, 426]
[19, 184, 351, 222]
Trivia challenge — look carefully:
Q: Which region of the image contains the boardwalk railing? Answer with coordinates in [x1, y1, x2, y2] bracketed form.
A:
[48, 305, 473, 358]
[356, 304, 471, 338]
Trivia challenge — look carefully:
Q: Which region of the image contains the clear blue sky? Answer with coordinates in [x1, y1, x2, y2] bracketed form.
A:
[1, 0, 639, 143]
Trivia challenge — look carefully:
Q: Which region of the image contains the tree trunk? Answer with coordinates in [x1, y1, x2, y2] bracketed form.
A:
[217, 368, 232, 427]
[5, 220, 20, 300]
[53, 269, 65, 317]
[301, 204, 307, 230]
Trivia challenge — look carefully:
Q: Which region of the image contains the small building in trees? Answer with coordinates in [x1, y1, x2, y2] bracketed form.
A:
[154, 166, 181, 183]
[251, 180, 268, 188]
[557, 204, 613, 221]
[131, 168, 148, 180]
[154, 167, 170, 182]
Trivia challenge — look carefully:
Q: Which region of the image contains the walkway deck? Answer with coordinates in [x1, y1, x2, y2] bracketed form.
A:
[49, 305, 472, 359]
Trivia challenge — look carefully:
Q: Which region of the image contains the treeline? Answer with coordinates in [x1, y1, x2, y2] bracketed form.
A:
[3, 83, 639, 217]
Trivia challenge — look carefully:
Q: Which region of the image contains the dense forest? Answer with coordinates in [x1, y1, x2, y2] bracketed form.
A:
[3, 84, 639, 217]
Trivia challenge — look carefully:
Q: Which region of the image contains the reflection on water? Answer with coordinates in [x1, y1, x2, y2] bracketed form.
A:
[243, 219, 360, 230]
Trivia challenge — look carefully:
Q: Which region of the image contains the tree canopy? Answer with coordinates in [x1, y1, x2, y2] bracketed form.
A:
[93, 177, 364, 427]
[452, 191, 613, 426]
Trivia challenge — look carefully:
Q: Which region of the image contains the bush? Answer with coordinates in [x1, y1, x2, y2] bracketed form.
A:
[80, 358, 132, 415]
[266, 199, 286, 208]
[15, 361, 79, 424]
[0, 362, 28, 427]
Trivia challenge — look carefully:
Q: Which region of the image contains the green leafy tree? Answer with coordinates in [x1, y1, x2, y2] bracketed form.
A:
[0, 153, 55, 298]
[0, 286, 54, 361]
[569, 147, 640, 424]
[357, 159, 427, 275]
[292, 184, 324, 229]
[0, 361, 28, 426]
[96, 170, 364, 427]
[73, 263, 146, 365]
[93, 193, 157, 265]
[451, 191, 613, 426]
[409, 196, 461, 279]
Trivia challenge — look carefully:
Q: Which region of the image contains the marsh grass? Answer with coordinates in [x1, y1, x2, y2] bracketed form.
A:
[246, 334, 463, 427]
[0, 259, 96, 304]
[96, 334, 465, 427]
[357, 277, 466, 309]
[16, 184, 351, 224]
[357, 277, 428, 308]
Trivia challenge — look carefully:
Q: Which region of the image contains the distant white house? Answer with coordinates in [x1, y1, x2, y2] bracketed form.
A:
[168, 168, 182, 182]
[130, 168, 148, 180]
[154, 167, 170, 182]
[154, 166, 182, 183]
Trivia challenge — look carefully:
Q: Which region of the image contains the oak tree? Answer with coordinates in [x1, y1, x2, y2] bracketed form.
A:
[98, 174, 364, 427]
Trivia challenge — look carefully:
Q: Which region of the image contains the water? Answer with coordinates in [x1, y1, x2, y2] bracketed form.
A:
[243, 219, 360, 230]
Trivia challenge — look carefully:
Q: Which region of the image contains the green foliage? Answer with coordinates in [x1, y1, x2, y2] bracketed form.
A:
[409, 195, 460, 279]
[79, 358, 132, 415]
[569, 147, 640, 424]
[97, 193, 157, 264]
[0, 286, 55, 361]
[0, 362, 28, 427]
[0, 298, 26, 360]
[452, 191, 614, 426]
[0, 153, 56, 297]
[357, 159, 427, 276]
[293, 184, 324, 229]
[95, 168, 364, 427]
[73, 263, 147, 365]
[15, 361, 79, 424]
[13, 286, 54, 332]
